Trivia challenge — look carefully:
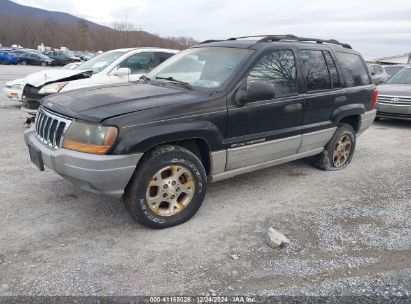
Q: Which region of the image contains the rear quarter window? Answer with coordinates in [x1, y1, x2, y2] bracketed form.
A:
[336, 52, 371, 87]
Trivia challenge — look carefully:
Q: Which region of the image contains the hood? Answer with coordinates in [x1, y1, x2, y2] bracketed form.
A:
[377, 84, 411, 97]
[24, 69, 89, 87]
[6, 77, 25, 87]
[42, 82, 210, 123]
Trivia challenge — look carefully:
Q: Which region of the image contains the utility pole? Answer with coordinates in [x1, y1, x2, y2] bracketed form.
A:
[125, 9, 128, 48]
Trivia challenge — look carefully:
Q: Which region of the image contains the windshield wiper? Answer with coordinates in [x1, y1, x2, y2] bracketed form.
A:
[139, 75, 151, 81]
[155, 76, 192, 90]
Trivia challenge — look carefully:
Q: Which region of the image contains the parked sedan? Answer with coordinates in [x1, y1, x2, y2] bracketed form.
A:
[21, 47, 178, 114]
[376, 67, 411, 121]
[0, 50, 19, 65]
[19, 52, 55, 66]
[3, 63, 80, 102]
[3, 78, 24, 101]
[45, 51, 81, 65]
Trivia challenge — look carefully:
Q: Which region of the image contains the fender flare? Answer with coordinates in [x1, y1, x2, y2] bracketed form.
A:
[331, 104, 365, 124]
[113, 121, 223, 155]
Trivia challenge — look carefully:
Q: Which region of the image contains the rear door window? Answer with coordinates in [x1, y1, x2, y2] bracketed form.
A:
[301, 50, 331, 91]
[323, 51, 340, 88]
[336, 52, 371, 87]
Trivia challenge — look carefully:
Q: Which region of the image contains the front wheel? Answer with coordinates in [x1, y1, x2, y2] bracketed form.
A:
[41, 61, 47, 66]
[124, 145, 207, 229]
[313, 123, 356, 171]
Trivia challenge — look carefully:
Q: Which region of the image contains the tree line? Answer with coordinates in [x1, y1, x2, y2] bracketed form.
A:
[0, 15, 197, 51]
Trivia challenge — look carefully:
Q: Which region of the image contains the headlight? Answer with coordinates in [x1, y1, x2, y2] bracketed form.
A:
[38, 82, 68, 95]
[62, 121, 118, 154]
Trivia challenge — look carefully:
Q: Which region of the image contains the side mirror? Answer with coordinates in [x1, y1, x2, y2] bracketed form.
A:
[235, 81, 276, 105]
[370, 71, 376, 76]
[113, 67, 131, 76]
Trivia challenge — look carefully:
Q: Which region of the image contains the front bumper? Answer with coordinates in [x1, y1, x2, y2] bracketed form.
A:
[24, 128, 142, 197]
[3, 86, 22, 101]
[376, 103, 411, 120]
[358, 110, 377, 136]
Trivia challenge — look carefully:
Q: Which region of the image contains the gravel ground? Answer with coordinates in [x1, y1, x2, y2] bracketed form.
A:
[0, 65, 410, 298]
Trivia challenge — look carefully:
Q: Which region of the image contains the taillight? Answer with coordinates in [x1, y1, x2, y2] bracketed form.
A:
[371, 89, 378, 110]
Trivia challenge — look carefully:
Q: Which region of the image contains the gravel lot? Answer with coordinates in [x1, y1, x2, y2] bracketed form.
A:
[0, 65, 410, 298]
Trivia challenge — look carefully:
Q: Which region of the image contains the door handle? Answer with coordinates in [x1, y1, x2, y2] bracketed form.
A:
[284, 103, 302, 112]
[335, 96, 347, 104]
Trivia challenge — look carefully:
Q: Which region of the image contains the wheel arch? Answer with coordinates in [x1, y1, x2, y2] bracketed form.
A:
[141, 137, 212, 176]
[331, 104, 365, 132]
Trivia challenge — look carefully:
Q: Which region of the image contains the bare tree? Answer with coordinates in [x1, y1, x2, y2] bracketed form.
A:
[0, 15, 193, 51]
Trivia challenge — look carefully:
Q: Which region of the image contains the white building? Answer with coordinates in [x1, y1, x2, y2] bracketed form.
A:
[375, 53, 411, 65]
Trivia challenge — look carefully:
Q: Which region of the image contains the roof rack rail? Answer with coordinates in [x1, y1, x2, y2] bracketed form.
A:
[200, 34, 352, 49]
[257, 35, 352, 49]
[198, 39, 224, 44]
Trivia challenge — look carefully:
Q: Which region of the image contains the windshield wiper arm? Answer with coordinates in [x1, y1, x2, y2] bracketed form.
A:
[155, 76, 192, 90]
[140, 75, 151, 81]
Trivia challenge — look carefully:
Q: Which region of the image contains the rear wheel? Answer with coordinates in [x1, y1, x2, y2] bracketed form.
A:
[124, 145, 207, 229]
[313, 123, 356, 171]
[41, 61, 47, 66]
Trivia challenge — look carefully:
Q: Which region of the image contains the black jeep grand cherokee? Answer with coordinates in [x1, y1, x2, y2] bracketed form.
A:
[25, 35, 377, 228]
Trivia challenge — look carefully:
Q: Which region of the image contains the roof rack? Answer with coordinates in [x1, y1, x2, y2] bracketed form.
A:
[200, 34, 352, 49]
[198, 39, 224, 44]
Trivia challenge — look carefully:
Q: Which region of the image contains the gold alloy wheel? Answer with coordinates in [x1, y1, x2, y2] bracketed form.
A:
[332, 135, 352, 167]
[146, 165, 196, 217]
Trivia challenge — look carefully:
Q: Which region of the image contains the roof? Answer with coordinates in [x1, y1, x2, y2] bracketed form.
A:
[110, 47, 179, 54]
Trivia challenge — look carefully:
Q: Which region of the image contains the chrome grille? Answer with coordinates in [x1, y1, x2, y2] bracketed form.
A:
[35, 108, 72, 149]
[378, 95, 411, 105]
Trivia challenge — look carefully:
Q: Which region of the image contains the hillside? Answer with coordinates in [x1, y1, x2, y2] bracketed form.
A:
[0, 0, 195, 51]
[0, 0, 107, 30]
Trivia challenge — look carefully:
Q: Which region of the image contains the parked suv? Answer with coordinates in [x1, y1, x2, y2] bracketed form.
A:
[24, 35, 377, 228]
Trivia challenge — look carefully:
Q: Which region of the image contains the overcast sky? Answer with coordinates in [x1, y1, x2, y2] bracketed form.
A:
[14, 0, 411, 59]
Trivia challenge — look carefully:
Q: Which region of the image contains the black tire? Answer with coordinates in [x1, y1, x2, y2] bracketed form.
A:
[313, 123, 356, 171]
[21, 60, 26, 65]
[124, 145, 207, 229]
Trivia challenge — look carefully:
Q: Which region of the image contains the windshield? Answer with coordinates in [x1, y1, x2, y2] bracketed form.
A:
[386, 68, 411, 84]
[384, 66, 404, 76]
[75, 51, 126, 74]
[147, 47, 254, 89]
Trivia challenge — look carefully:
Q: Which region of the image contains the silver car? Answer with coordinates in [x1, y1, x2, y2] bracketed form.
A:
[383, 64, 409, 78]
[368, 64, 389, 85]
[376, 67, 411, 120]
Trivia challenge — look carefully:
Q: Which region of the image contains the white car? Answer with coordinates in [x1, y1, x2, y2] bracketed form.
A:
[21, 48, 178, 113]
[3, 78, 25, 101]
[3, 62, 91, 102]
